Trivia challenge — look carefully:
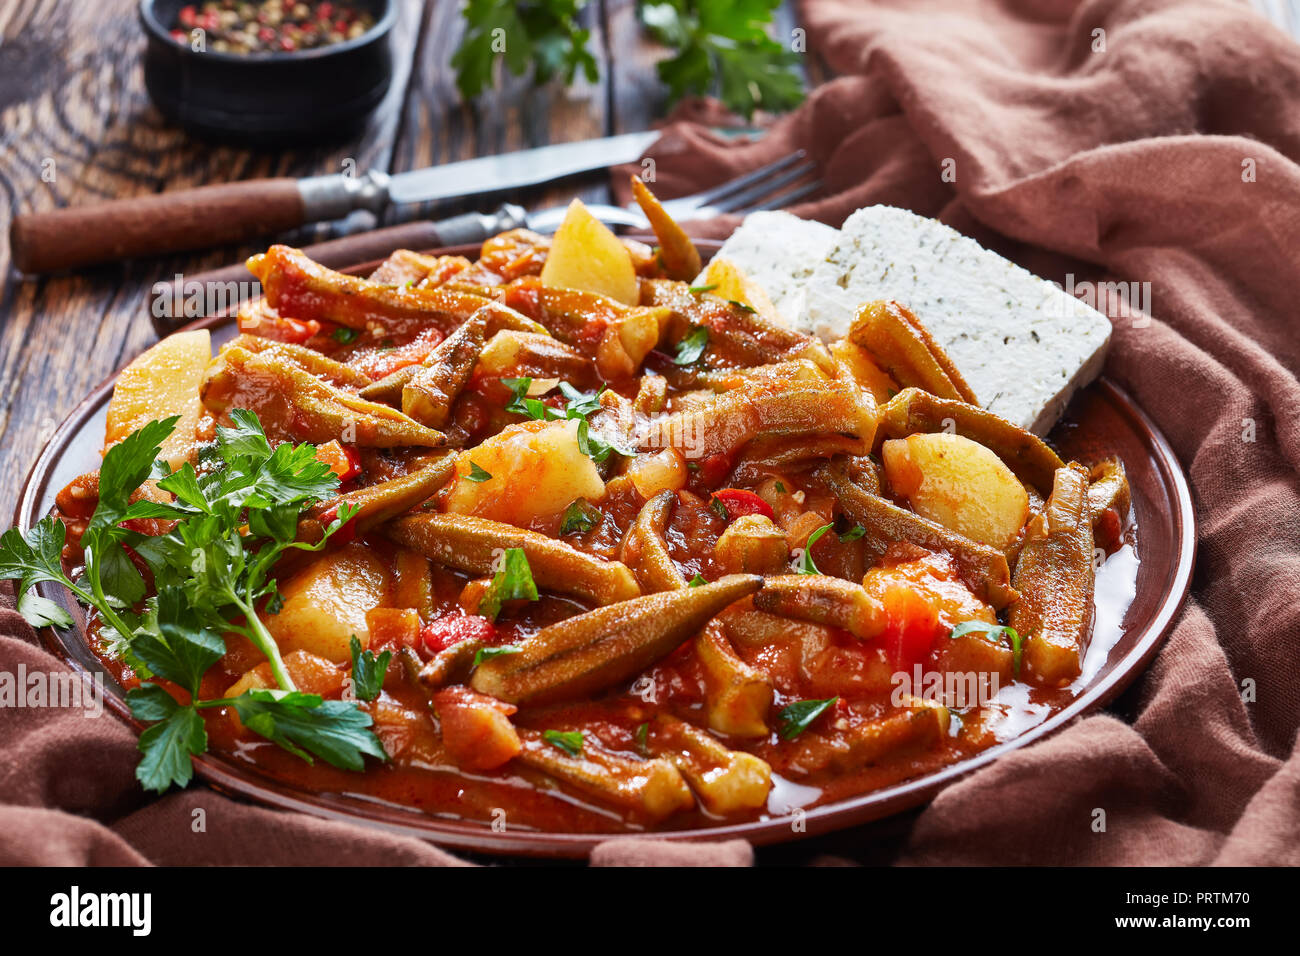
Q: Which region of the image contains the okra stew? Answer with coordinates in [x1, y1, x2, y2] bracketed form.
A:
[40, 182, 1134, 835]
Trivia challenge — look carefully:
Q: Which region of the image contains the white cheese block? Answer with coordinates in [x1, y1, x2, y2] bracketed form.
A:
[701, 211, 839, 326]
[800, 206, 1112, 436]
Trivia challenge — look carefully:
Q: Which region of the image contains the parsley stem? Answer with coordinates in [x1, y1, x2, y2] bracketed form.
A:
[234, 596, 297, 692]
[81, 552, 138, 648]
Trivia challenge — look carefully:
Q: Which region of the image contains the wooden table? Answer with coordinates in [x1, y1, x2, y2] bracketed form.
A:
[0, 0, 808, 521]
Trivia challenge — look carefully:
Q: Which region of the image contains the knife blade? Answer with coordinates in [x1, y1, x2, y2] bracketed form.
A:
[385, 131, 658, 205]
[10, 131, 659, 275]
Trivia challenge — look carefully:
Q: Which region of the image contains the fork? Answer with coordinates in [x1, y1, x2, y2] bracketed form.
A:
[525, 151, 822, 233]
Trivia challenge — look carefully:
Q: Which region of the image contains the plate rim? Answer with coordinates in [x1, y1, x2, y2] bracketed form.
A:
[13, 242, 1198, 859]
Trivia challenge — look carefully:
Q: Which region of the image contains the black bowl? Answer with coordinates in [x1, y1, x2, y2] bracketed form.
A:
[139, 0, 396, 145]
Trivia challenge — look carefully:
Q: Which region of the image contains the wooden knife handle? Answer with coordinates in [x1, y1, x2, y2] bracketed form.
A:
[10, 179, 306, 274]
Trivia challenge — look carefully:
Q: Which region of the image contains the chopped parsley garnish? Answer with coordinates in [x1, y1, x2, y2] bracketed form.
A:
[688, 573, 706, 587]
[950, 621, 1023, 676]
[559, 497, 602, 535]
[576, 417, 632, 466]
[709, 497, 730, 521]
[795, 524, 832, 575]
[466, 462, 493, 483]
[348, 635, 391, 702]
[634, 721, 650, 754]
[543, 729, 584, 757]
[778, 697, 839, 740]
[687, 283, 717, 294]
[502, 376, 533, 414]
[478, 547, 540, 621]
[673, 326, 709, 366]
[727, 299, 756, 314]
[472, 644, 522, 669]
[331, 326, 362, 345]
[838, 524, 867, 542]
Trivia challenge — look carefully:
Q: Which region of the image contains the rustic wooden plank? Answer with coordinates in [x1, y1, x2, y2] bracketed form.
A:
[0, 0, 424, 521]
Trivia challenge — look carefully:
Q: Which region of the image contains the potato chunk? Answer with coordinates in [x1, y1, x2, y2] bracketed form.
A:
[540, 199, 639, 305]
[106, 329, 211, 469]
[882, 432, 1029, 551]
[262, 543, 389, 663]
[443, 419, 605, 529]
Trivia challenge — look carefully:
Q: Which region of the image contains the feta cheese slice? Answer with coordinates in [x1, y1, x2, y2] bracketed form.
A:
[700, 211, 839, 326]
[800, 206, 1113, 436]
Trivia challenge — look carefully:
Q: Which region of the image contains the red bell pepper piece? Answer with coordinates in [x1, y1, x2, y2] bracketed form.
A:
[710, 488, 775, 521]
[420, 613, 497, 654]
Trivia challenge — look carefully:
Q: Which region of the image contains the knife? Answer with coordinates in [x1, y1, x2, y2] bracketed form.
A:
[11, 131, 659, 275]
[145, 201, 649, 335]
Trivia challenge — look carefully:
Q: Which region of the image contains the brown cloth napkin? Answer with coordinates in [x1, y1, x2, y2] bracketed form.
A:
[3, 0, 1298, 866]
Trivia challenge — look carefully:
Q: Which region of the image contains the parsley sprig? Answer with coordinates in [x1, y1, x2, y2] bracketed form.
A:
[639, 0, 804, 118]
[451, 1, 801, 119]
[501, 377, 633, 466]
[0, 411, 386, 792]
[452, 0, 599, 100]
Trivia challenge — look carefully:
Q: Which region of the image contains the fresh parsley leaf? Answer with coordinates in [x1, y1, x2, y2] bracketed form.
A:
[349, 635, 391, 702]
[778, 697, 838, 740]
[575, 417, 632, 466]
[523, 397, 564, 421]
[839, 524, 867, 542]
[127, 685, 206, 793]
[479, 548, 540, 621]
[950, 621, 1023, 676]
[466, 462, 493, 483]
[230, 689, 387, 770]
[673, 326, 709, 366]
[543, 728, 584, 757]
[559, 497, 602, 535]
[90, 416, 180, 530]
[0, 519, 74, 611]
[502, 376, 533, 414]
[214, 408, 273, 464]
[639, 0, 804, 119]
[331, 326, 362, 344]
[558, 381, 603, 418]
[688, 573, 706, 587]
[795, 523, 832, 575]
[472, 644, 522, 669]
[16, 590, 73, 629]
[453, 0, 599, 99]
[129, 587, 226, 699]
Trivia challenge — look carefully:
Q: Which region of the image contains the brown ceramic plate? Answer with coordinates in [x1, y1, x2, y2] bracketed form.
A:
[16, 241, 1196, 858]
